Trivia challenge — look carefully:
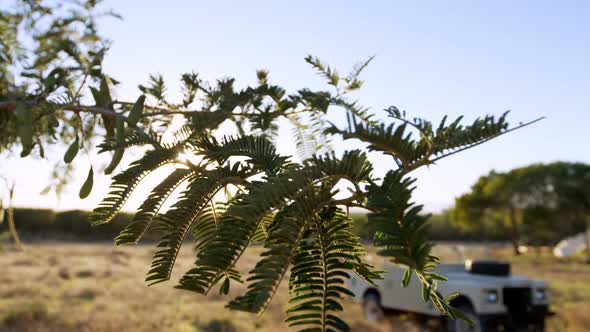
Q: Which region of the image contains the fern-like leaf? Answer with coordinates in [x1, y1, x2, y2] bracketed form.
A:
[289, 115, 318, 161]
[430, 112, 510, 158]
[367, 170, 458, 318]
[326, 113, 422, 168]
[194, 135, 289, 174]
[146, 163, 254, 285]
[285, 207, 379, 332]
[176, 172, 311, 294]
[227, 187, 335, 313]
[115, 167, 196, 245]
[98, 127, 162, 152]
[191, 201, 227, 251]
[250, 210, 275, 245]
[305, 55, 340, 87]
[331, 110, 518, 171]
[177, 150, 373, 295]
[225, 151, 373, 312]
[90, 147, 179, 225]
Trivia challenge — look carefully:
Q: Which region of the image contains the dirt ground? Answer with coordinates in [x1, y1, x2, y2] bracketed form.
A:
[1, 242, 588, 331]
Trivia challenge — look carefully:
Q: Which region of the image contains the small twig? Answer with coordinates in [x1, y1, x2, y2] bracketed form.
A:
[73, 72, 89, 101]
[331, 191, 367, 206]
[0, 101, 119, 117]
[1, 98, 319, 121]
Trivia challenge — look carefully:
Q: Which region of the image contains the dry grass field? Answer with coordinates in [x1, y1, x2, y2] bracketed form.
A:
[0, 242, 588, 332]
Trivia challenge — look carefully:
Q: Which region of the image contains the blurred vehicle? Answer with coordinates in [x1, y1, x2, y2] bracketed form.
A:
[553, 230, 590, 257]
[349, 260, 552, 331]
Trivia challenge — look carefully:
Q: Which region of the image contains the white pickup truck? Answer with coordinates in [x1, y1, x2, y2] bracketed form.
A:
[349, 260, 552, 331]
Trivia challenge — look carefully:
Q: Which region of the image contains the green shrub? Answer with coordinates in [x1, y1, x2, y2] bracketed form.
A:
[2, 301, 50, 326]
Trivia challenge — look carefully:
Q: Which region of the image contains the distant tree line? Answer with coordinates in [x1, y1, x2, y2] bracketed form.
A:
[0, 208, 161, 241]
[6, 160, 588, 250]
[352, 162, 590, 255]
[2, 208, 490, 243]
[451, 162, 590, 258]
[2, 208, 518, 244]
[0, 208, 510, 243]
[352, 211, 516, 243]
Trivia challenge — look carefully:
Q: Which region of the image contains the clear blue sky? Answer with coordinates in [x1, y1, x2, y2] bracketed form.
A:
[4, 0, 589, 212]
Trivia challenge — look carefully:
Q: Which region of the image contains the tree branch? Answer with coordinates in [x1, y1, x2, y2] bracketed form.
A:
[427, 117, 546, 166]
[0, 100, 314, 119]
[0, 100, 119, 117]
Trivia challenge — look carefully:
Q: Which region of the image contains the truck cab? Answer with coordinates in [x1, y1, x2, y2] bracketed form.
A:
[349, 260, 551, 331]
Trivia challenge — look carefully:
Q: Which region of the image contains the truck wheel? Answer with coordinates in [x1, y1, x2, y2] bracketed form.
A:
[363, 291, 384, 322]
[446, 304, 482, 332]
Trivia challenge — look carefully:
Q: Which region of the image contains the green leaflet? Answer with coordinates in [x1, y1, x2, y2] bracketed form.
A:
[99, 76, 112, 106]
[127, 95, 146, 127]
[422, 282, 431, 302]
[402, 268, 412, 287]
[92, 76, 116, 137]
[40, 186, 51, 195]
[89, 87, 102, 106]
[16, 103, 33, 157]
[90, 77, 112, 108]
[79, 166, 94, 199]
[37, 137, 45, 157]
[48, 114, 59, 128]
[63, 135, 79, 163]
[104, 115, 125, 174]
[105, 149, 123, 175]
[219, 277, 230, 295]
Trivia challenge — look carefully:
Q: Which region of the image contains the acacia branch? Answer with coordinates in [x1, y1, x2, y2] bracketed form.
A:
[0, 100, 216, 119]
[0, 100, 119, 117]
[0, 100, 315, 119]
[427, 117, 546, 165]
[113, 101, 203, 117]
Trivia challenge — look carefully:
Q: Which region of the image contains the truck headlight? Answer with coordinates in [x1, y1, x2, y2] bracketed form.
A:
[486, 290, 499, 303]
[534, 288, 547, 301]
